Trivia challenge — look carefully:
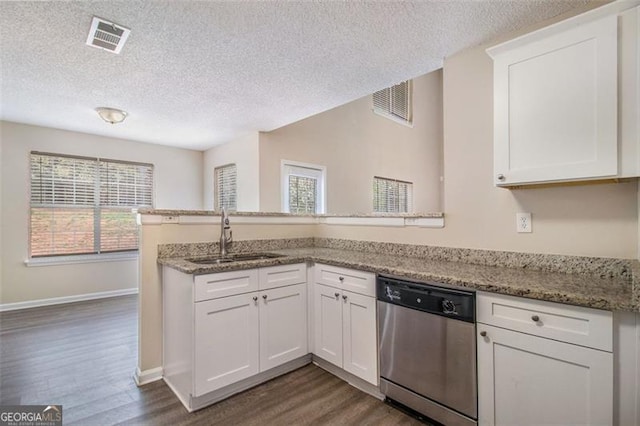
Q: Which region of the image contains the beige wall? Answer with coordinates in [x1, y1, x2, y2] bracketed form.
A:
[0, 126, 3, 296]
[315, 41, 638, 259]
[203, 132, 260, 211]
[259, 69, 443, 214]
[0, 121, 204, 305]
[138, 222, 316, 371]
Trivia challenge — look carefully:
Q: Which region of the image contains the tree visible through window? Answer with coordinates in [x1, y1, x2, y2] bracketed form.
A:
[30, 152, 153, 257]
[373, 176, 413, 213]
[282, 162, 325, 214]
[288, 175, 317, 214]
[214, 164, 237, 211]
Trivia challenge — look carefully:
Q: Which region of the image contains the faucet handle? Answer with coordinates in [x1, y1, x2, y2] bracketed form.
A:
[228, 230, 233, 243]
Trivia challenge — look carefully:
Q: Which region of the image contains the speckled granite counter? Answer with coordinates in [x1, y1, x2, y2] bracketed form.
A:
[138, 208, 444, 218]
[158, 241, 638, 313]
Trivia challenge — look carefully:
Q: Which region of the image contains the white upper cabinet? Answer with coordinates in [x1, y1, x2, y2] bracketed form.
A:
[488, 2, 640, 187]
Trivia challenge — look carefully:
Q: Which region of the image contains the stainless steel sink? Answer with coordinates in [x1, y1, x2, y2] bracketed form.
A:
[187, 252, 285, 265]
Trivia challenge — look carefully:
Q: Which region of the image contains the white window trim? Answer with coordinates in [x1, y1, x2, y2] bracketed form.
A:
[280, 160, 326, 214]
[372, 109, 415, 128]
[24, 251, 138, 267]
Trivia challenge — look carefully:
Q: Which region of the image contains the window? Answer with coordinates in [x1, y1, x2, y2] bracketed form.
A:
[372, 80, 412, 125]
[281, 161, 326, 214]
[214, 163, 237, 211]
[29, 152, 153, 257]
[373, 176, 413, 213]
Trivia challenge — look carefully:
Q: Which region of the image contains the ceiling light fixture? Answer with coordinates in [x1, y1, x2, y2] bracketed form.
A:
[96, 107, 128, 124]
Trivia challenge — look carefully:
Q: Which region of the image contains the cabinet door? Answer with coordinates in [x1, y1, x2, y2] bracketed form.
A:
[619, 6, 640, 177]
[259, 283, 308, 371]
[313, 283, 343, 367]
[194, 293, 259, 396]
[491, 15, 618, 185]
[477, 324, 613, 426]
[342, 291, 378, 385]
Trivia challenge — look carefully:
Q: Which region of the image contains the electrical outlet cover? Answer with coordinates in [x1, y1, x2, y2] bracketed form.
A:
[516, 212, 532, 233]
[161, 215, 179, 224]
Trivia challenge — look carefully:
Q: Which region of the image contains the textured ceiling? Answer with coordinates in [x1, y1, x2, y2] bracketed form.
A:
[0, 0, 599, 151]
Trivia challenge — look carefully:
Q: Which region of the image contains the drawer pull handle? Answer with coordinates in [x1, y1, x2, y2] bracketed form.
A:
[480, 331, 487, 337]
[334, 292, 340, 299]
[531, 315, 540, 322]
[339, 276, 344, 282]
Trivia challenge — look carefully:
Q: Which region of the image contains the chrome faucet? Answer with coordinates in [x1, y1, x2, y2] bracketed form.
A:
[219, 207, 233, 257]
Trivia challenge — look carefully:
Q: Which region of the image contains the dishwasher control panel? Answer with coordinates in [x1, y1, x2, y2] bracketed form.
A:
[377, 275, 475, 323]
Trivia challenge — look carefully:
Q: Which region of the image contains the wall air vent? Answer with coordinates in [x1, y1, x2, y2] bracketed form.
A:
[86, 16, 130, 54]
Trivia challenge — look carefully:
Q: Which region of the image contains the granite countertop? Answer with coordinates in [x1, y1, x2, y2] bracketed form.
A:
[138, 208, 443, 218]
[158, 247, 637, 312]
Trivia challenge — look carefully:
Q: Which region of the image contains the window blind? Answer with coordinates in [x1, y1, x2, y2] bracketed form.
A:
[100, 160, 154, 207]
[215, 164, 237, 211]
[30, 152, 153, 257]
[373, 176, 413, 213]
[373, 80, 412, 123]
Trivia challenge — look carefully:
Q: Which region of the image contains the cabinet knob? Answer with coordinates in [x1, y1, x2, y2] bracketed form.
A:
[262, 294, 268, 300]
[531, 315, 540, 322]
[497, 174, 505, 181]
[480, 331, 487, 337]
[339, 276, 344, 282]
[334, 292, 340, 299]
[252, 296, 258, 302]
[342, 295, 348, 301]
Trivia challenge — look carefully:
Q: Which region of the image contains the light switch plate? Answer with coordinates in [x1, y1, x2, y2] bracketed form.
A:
[516, 212, 532, 233]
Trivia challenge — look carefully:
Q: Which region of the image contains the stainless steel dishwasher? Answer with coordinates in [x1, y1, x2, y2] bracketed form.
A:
[377, 275, 477, 426]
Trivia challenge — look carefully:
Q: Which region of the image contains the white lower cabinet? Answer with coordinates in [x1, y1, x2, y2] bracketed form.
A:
[314, 284, 343, 366]
[341, 290, 377, 384]
[313, 263, 378, 386]
[477, 292, 614, 426]
[477, 324, 613, 426]
[193, 283, 308, 397]
[163, 264, 308, 410]
[259, 283, 307, 371]
[194, 293, 260, 396]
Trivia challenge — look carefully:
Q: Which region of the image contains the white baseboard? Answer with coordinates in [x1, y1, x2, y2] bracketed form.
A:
[134, 366, 164, 386]
[0, 288, 138, 312]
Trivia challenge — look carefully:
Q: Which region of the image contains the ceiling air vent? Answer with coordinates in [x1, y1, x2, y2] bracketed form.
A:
[86, 16, 130, 54]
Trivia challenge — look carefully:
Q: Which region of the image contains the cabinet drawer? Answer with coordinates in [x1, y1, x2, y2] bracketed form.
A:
[477, 292, 612, 351]
[194, 269, 259, 302]
[259, 263, 306, 290]
[314, 264, 375, 297]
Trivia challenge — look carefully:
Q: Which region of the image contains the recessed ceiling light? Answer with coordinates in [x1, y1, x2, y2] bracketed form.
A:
[96, 107, 128, 124]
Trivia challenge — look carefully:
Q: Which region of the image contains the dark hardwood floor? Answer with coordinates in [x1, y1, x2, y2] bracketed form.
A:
[0, 295, 422, 425]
